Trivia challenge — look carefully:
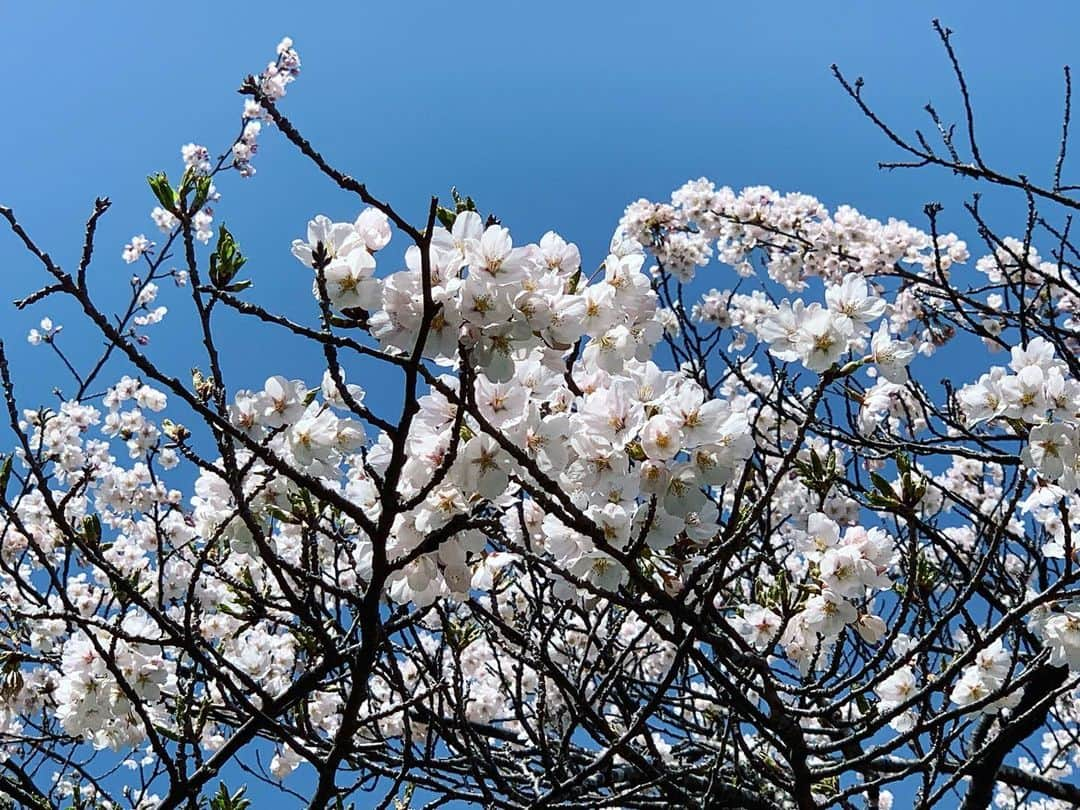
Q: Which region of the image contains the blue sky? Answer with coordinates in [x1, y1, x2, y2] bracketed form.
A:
[2, 1, 1079, 806]
[3, 0, 1078, 412]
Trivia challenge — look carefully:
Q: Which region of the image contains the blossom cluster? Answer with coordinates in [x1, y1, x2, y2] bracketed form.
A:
[957, 338, 1080, 491]
[234, 37, 301, 177]
[619, 178, 968, 287]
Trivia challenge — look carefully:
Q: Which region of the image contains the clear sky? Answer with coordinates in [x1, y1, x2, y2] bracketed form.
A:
[3, 0, 1079, 410]
[2, 0, 1079, 805]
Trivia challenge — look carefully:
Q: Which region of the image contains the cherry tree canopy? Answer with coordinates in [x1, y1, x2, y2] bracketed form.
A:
[1, 29, 1080, 810]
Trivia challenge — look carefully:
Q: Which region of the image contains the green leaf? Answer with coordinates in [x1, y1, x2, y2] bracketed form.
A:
[869, 472, 896, 501]
[855, 693, 871, 716]
[894, 451, 912, 476]
[866, 493, 892, 509]
[826, 449, 838, 477]
[450, 186, 477, 213]
[209, 224, 248, 290]
[208, 782, 250, 810]
[82, 514, 101, 546]
[0, 651, 24, 702]
[192, 175, 213, 211]
[147, 172, 177, 212]
[567, 268, 582, 295]
[0, 455, 12, 496]
[436, 206, 457, 230]
[152, 723, 183, 743]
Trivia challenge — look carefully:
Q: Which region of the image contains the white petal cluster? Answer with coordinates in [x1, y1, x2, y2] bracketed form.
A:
[620, 179, 968, 290]
[949, 639, 1020, 713]
[958, 337, 1080, 489]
